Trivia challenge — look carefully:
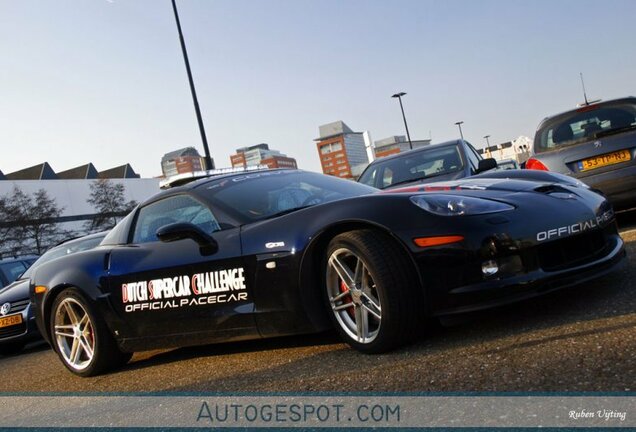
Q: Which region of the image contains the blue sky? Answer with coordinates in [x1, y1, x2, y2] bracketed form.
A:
[1, 0, 634, 177]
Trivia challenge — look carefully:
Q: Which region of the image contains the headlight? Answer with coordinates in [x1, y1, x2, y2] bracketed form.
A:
[410, 194, 514, 216]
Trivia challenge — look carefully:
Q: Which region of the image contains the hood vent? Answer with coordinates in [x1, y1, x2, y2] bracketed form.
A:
[533, 184, 579, 200]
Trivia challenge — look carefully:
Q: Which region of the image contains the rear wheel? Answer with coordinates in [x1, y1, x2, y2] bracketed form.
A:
[50, 288, 131, 376]
[324, 230, 422, 353]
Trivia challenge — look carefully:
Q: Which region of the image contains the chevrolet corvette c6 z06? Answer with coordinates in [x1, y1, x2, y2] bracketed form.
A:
[29, 169, 625, 376]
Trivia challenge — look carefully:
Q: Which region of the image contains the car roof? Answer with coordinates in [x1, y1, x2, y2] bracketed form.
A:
[366, 139, 462, 166]
[536, 96, 636, 130]
[144, 168, 299, 204]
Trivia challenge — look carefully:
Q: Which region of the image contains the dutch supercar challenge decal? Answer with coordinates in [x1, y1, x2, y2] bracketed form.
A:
[122, 268, 247, 312]
[536, 210, 614, 242]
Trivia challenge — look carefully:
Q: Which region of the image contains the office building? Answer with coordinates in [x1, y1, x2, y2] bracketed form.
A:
[161, 147, 207, 178]
[315, 121, 369, 179]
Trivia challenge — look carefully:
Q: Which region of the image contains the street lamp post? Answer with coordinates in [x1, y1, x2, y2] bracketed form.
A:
[391, 92, 413, 150]
[455, 121, 464, 141]
[171, 0, 214, 170]
[484, 134, 491, 147]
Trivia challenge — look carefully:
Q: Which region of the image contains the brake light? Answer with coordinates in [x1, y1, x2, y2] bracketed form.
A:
[525, 158, 549, 171]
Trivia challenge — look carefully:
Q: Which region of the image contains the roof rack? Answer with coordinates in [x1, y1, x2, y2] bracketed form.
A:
[159, 165, 270, 189]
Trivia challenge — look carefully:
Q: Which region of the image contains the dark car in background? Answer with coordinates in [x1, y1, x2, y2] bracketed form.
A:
[527, 96, 636, 210]
[358, 139, 497, 190]
[0, 256, 38, 290]
[0, 232, 107, 355]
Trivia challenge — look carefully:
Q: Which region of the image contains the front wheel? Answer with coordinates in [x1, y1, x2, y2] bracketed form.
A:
[324, 230, 422, 353]
[50, 288, 131, 376]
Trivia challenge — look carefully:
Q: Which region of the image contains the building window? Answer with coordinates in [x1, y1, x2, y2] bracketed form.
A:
[320, 142, 343, 154]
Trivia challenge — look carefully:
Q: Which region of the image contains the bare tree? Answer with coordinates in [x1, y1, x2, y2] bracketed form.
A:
[0, 194, 20, 256]
[85, 179, 138, 232]
[0, 187, 67, 256]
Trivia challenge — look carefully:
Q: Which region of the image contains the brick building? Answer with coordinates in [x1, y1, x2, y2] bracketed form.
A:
[160, 147, 207, 178]
[230, 144, 297, 169]
[315, 121, 369, 179]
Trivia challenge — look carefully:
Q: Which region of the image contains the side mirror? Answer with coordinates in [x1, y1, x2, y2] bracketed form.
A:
[156, 222, 218, 255]
[477, 158, 497, 173]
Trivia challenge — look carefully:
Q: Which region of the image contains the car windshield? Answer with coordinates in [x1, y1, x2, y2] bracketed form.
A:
[200, 170, 376, 223]
[20, 234, 106, 279]
[536, 101, 636, 152]
[358, 144, 464, 189]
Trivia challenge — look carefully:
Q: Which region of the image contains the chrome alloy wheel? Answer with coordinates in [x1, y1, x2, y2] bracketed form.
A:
[327, 247, 382, 343]
[53, 297, 95, 371]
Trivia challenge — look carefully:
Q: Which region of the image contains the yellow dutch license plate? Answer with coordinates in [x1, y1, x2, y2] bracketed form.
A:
[0, 313, 22, 328]
[579, 149, 631, 171]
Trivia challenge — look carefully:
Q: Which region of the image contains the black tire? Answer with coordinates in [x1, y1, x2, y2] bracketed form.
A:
[0, 342, 25, 356]
[323, 229, 422, 353]
[49, 288, 132, 376]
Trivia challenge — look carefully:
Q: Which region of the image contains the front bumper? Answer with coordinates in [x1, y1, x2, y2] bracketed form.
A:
[430, 233, 625, 315]
[0, 300, 41, 346]
[400, 213, 626, 316]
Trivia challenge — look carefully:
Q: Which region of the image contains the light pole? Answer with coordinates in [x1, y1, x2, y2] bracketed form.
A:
[171, 0, 214, 170]
[455, 121, 464, 141]
[391, 92, 413, 150]
[484, 134, 491, 147]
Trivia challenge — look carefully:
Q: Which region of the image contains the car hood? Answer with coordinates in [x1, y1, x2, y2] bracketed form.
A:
[388, 176, 610, 214]
[388, 177, 561, 194]
[0, 278, 30, 303]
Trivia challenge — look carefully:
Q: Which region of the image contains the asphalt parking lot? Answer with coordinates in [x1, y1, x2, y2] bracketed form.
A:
[1, 213, 635, 393]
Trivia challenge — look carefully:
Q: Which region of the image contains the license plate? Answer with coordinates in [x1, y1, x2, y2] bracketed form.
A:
[0, 313, 22, 328]
[578, 149, 631, 171]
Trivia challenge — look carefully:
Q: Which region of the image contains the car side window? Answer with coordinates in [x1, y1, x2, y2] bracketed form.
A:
[132, 195, 221, 244]
[358, 167, 377, 188]
[381, 167, 394, 188]
[464, 143, 482, 173]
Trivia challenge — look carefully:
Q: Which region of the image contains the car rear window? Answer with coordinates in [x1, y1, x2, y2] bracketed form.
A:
[20, 234, 106, 279]
[535, 101, 636, 153]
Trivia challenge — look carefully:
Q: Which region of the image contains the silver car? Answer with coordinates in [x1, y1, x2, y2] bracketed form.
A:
[527, 96, 636, 211]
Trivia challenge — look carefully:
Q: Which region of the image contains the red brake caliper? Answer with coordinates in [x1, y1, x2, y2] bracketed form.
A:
[86, 323, 94, 348]
[340, 280, 355, 319]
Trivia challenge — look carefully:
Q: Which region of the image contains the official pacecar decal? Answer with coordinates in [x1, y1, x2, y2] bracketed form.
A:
[122, 267, 247, 312]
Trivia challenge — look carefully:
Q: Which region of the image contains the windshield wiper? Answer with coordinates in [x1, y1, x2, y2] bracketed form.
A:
[595, 124, 636, 139]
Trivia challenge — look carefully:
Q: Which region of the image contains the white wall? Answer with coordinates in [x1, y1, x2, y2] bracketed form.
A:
[0, 179, 160, 254]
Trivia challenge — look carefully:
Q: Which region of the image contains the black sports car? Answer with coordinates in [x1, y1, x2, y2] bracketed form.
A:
[30, 169, 625, 376]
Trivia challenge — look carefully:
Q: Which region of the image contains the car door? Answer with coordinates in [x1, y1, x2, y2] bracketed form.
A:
[106, 193, 257, 341]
